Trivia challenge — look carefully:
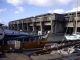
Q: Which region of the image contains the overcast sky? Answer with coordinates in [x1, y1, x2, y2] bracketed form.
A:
[0, 0, 80, 25]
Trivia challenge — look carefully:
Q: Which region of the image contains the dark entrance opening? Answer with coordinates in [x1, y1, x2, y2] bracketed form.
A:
[36, 26, 40, 31]
[77, 27, 80, 32]
[64, 27, 73, 34]
[44, 26, 51, 32]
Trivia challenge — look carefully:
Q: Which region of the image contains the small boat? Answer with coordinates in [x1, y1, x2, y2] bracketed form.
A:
[0, 26, 51, 50]
[65, 32, 80, 40]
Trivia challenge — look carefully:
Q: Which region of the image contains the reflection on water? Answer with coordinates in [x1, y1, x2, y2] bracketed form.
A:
[48, 33, 65, 41]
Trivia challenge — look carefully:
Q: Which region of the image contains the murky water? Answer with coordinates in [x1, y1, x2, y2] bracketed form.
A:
[48, 33, 65, 41]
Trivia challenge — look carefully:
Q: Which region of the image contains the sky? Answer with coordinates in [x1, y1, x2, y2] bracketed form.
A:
[0, 0, 80, 25]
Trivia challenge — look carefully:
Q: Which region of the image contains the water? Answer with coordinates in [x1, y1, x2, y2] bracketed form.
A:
[48, 33, 65, 41]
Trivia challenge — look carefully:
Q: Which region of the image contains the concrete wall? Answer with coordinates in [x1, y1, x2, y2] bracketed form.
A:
[9, 11, 80, 33]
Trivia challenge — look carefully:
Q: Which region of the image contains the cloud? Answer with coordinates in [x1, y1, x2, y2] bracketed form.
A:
[0, 8, 7, 13]
[48, 9, 65, 14]
[15, 6, 24, 14]
[66, 6, 80, 13]
[5, 0, 73, 7]
[0, 19, 2, 23]
[0, 19, 8, 25]
[6, 0, 24, 6]
[26, 0, 73, 7]
[48, 6, 80, 14]
[0, 19, 5, 24]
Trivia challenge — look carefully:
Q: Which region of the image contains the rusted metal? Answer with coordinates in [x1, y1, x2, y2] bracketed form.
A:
[34, 41, 80, 55]
[38, 40, 80, 44]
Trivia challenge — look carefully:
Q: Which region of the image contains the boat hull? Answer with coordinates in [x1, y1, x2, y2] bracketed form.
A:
[0, 32, 51, 50]
[0, 39, 46, 50]
[65, 34, 80, 40]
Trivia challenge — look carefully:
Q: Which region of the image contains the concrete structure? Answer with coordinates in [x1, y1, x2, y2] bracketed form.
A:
[9, 11, 80, 34]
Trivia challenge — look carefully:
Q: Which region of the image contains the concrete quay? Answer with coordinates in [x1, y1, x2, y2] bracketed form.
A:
[0, 51, 80, 60]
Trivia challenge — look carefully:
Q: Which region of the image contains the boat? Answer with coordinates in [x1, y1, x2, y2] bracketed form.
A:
[65, 32, 80, 40]
[64, 0, 80, 40]
[0, 25, 51, 50]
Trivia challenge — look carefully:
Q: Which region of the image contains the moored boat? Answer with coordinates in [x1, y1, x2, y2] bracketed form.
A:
[0, 26, 51, 50]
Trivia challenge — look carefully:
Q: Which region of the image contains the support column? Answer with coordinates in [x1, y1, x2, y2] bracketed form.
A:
[22, 21, 24, 31]
[40, 21, 44, 34]
[10, 25, 12, 30]
[13, 24, 15, 30]
[14, 24, 16, 30]
[33, 22, 36, 31]
[15, 24, 17, 30]
[51, 20, 56, 33]
[17, 24, 19, 31]
[8, 25, 10, 29]
[54, 21, 57, 33]
[12, 25, 14, 30]
[27, 23, 30, 32]
[51, 20, 54, 33]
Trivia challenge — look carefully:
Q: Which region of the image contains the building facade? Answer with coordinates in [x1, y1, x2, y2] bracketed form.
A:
[8, 11, 80, 34]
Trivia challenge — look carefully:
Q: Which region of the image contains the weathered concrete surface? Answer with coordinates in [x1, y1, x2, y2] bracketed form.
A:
[0, 53, 32, 60]
[0, 52, 80, 60]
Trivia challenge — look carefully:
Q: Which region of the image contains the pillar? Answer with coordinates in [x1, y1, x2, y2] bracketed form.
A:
[11, 25, 12, 30]
[51, 20, 54, 33]
[40, 21, 44, 34]
[54, 21, 57, 33]
[33, 22, 36, 31]
[17, 23, 19, 31]
[51, 20, 56, 33]
[27, 23, 30, 32]
[13, 24, 15, 30]
[22, 21, 24, 31]
[10, 24, 12, 30]
[12, 25, 13, 30]
[14, 24, 17, 30]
